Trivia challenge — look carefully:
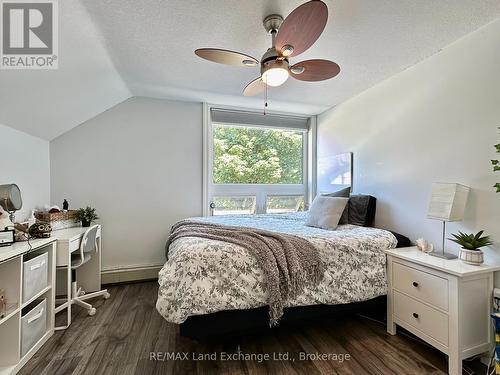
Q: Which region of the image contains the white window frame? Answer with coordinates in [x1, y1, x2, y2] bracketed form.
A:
[202, 103, 317, 216]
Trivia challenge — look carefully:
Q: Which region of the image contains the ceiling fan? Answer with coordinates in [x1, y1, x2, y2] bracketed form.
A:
[195, 0, 340, 97]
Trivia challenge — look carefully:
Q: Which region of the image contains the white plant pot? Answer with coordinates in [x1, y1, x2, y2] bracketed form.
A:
[459, 248, 484, 265]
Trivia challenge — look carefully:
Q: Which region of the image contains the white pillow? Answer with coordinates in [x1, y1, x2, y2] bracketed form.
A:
[306, 196, 349, 230]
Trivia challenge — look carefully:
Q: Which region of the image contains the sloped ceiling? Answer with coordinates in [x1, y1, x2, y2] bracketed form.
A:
[1, 0, 499, 140]
[0, 0, 131, 140]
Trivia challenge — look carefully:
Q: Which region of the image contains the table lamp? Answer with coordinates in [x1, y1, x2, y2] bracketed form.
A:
[427, 183, 470, 259]
[0, 184, 23, 223]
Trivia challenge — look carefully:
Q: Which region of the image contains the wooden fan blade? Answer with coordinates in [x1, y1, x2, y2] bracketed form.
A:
[195, 48, 259, 67]
[290, 59, 340, 81]
[243, 78, 266, 96]
[275, 1, 328, 57]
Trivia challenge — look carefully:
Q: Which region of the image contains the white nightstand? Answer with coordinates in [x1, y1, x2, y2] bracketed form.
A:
[385, 247, 500, 375]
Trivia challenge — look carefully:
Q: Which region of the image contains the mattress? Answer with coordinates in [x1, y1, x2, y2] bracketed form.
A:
[156, 212, 397, 324]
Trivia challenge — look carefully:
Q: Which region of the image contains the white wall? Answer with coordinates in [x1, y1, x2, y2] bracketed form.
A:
[50, 97, 203, 270]
[318, 19, 500, 266]
[0, 124, 50, 220]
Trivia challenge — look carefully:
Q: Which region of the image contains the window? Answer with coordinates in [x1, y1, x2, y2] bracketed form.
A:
[204, 107, 314, 215]
[266, 195, 305, 214]
[213, 125, 304, 184]
[212, 196, 256, 215]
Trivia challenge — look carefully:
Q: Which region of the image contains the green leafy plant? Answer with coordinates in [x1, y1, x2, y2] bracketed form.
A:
[493, 127, 500, 193]
[74, 206, 99, 224]
[449, 231, 493, 251]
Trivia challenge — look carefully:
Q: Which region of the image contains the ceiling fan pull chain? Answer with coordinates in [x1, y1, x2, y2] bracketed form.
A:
[264, 83, 268, 115]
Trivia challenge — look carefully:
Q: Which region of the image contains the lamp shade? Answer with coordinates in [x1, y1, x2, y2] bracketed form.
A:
[427, 183, 470, 222]
[0, 184, 22, 212]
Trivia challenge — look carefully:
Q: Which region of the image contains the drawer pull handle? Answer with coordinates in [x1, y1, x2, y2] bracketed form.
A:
[30, 260, 45, 271]
[412, 313, 419, 319]
[412, 282, 419, 287]
[27, 308, 44, 324]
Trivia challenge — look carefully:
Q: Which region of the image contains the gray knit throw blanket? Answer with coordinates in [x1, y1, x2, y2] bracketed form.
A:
[166, 220, 326, 326]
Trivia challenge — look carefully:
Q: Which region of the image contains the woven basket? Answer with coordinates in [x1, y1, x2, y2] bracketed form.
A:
[34, 210, 78, 230]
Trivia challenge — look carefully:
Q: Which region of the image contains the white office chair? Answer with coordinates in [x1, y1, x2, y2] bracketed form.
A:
[64, 225, 110, 316]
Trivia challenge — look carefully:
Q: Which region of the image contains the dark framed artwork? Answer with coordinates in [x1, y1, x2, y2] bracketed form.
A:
[317, 152, 353, 193]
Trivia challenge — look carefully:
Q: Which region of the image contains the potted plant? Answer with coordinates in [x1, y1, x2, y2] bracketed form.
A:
[449, 230, 493, 265]
[75, 206, 99, 227]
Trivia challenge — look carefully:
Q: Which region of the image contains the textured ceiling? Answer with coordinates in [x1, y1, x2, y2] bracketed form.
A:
[1, 0, 499, 140]
[82, 0, 500, 113]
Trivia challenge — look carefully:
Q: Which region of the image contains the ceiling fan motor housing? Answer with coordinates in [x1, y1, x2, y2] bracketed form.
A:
[260, 49, 289, 75]
[261, 59, 289, 75]
[260, 48, 280, 65]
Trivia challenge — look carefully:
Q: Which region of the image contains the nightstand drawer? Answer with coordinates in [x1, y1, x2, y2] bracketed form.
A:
[393, 291, 448, 346]
[393, 262, 448, 311]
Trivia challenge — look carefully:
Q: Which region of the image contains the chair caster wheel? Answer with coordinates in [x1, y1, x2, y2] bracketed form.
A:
[80, 291, 86, 296]
[103, 292, 111, 299]
[88, 308, 96, 316]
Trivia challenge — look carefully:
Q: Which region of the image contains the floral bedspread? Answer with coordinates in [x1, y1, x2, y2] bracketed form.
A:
[156, 213, 397, 324]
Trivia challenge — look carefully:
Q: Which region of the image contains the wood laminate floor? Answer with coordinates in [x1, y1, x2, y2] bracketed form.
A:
[19, 281, 485, 375]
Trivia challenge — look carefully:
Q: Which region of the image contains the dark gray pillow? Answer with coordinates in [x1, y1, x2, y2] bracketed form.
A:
[323, 187, 350, 224]
[348, 195, 377, 226]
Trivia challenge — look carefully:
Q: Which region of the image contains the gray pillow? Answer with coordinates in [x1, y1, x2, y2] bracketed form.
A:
[306, 196, 349, 230]
[323, 187, 351, 224]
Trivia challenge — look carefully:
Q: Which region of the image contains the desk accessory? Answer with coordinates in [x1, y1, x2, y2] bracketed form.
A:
[35, 210, 77, 230]
[28, 222, 52, 238]
[427, 182, 470, 259]
[14, 223, 30, 241]
[0, 205, 13, 230]
[75, 206, 99, 227]
[0, 229, 14, 247]
[27, 210, 36, 227]
[0, 184, 22, 223]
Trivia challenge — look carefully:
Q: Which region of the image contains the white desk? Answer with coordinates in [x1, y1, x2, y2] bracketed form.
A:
[52, 226, 102, 330]
[0, 237, 55, 264]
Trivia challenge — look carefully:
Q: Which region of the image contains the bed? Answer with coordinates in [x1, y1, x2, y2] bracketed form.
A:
[156, 211, 400, 334]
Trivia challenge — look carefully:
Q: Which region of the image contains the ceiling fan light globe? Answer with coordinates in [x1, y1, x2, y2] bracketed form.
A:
[290, 66, 305, 75]
[281, 45, 294, 57]
[262, 67, 289, 87]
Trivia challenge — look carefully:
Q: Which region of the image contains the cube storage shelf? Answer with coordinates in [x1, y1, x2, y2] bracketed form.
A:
[0, 239, 56, 375]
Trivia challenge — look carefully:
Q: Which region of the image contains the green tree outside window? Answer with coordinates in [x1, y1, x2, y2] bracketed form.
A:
[213, 126, 304, 184]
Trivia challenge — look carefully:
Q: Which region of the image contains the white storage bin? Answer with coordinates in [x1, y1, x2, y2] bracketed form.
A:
[22, 252, 48, 303]
[21, 299, 47, 357]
